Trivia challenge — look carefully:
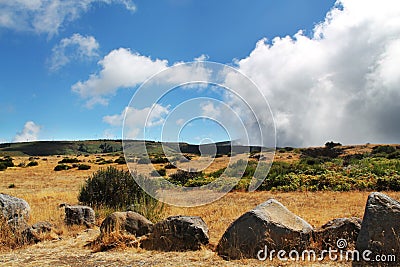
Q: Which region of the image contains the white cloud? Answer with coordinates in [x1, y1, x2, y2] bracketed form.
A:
[13, 121, 41, 142]
[0, 0, 136, 36]
[49, 33, 99, 71]
[72, 49, 213, 108]
[72, 48, 168, 108]
[176, 118, 185, 126]
[227, 0, 400, 146]
[103, 104, 170, 139]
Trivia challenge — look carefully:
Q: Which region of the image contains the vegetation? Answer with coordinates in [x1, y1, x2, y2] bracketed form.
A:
[77, 164, 91, 170]
[58, 157, 80, 164]
[26, 161, 39, 167]
[0, 156, 14, 171]
[168, 169, 204, 187]
[78, 166, 164, 222]
[54, 164, 72, 171]
[113, 156, 126, 165]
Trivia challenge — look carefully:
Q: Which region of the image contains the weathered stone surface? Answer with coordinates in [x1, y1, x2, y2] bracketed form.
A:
[0, 193, 30, 230]
[141, 215, 209, 251]
[217, 198, 313, 260]
[22, 221, 59, 243]
[64, 205, 95, 227]
[354, 192, 400, 266]
[313, 217, 362, 250]
[100, 211, 153, 237]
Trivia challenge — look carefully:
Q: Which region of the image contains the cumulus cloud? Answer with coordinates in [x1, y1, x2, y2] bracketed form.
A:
[227, 0, 400, 147]
[72, 49, 213, 108]
[72, 48, 168, 108]
[0, 0, 136, 36]
[103, 104, 170, 139]
[13, 121, 41, 142]
[49, 33, 99, 71]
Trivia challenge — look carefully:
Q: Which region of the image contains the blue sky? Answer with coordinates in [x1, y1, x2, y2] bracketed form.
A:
[1, 0, 400, 146]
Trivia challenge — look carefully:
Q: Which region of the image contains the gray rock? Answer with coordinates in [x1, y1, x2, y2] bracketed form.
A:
[354, 192, 400, 266]
[141, 215, 209, 251]
[217, 198, 313, 260]
[64, 205, 95, 227]
[313, 217, 362, 250]
[0, 193, 30, 230]
[22, 221, 59, 243]
[100, 211, 153, 237]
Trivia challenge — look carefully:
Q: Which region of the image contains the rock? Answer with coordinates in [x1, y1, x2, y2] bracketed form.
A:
[100, 211, 153, 237]
[64, 205, 95, 227]
[22, 221, 59, 243]
[354, 192, 400, 266]
[217, 198, 313, 260]
[141, 215, 209, 251]
[313, 217, 362, 250]
[0, 193, 30, 230]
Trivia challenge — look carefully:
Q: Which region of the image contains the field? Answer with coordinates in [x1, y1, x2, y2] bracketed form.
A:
[1, 145, 400, 266]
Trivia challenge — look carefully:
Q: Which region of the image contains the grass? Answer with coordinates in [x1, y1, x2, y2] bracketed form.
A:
[1, 144, 400, 266]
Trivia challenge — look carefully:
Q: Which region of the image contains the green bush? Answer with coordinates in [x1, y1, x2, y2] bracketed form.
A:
[164, 163, 177, 169]
[26, 161, 38, 167]
[78, 166, 164, 222]
[0, 156, 14, 168]
[0, 162, 7, 171]
[78, 164, 91, 170]
[114, 156, 126, 165]
[151, 168, 166, 177]
[372, 145, 396, 155]
[54, 164, 72, 171]
[150, 156, 168, 164]
[58, 157, 81, 164]
[169, 169, 203, 186]
[137, 157, 151, 164]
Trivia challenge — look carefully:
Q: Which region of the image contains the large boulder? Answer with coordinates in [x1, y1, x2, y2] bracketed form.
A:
[217, 198, 313, 260]
[100, 211, 153, 237]
[63, 205, 95, 227]
[0, 193, 30, 230]
[141, 215, 209, 251]
[22, 221, 60, 244]
[354, 192, 400, 266]
[313, 217, 362, 251]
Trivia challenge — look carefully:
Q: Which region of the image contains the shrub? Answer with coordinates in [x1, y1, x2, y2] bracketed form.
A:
[0, 163, 7, 171]
[54, 164, 71, 171]
[78, 164, 91, 170]
[169, 169, 203, 186]
[78, 166, 164, 222]
[0, 156, 14, 168]
[372, 145, 396, 155]
[58, 157, 81, 164]
[150, 156, 168, 164]
[137, 157, 151, 164]
[164, 163, 177, 169]
[114, 156, 126, 165]
[325, 141, 342, 149]
[150, 168, 166, 177]
[26, 161, 38, 167]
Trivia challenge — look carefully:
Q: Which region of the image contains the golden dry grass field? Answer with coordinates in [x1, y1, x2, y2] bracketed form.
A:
[1, 150, 400, 266]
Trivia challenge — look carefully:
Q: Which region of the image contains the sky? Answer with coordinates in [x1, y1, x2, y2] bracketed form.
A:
[0, 0, 399, 147]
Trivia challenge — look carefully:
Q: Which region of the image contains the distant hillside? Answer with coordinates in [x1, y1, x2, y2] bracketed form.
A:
[0, 140, 270, 156]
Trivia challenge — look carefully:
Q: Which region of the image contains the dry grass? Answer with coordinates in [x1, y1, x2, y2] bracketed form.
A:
[1, 150, 400, 266]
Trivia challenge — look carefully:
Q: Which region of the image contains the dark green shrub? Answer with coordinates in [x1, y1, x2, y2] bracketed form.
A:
[26, 161, 38, 167]
[54, 164, 71, 171]
[0, 163, 7, 171]
[8, 183, 15, 188]
[169, 169, 203, 186]
[78, 164, 91, 170]
[114, 156, 126, 165]
[0, 156, 14, 168]
[78, 166, 164, 221]
[325, 141, 342, 149]
[372, 145, 396, 155]
[164, 163, 177, 169]
[150, 168, 166, 177]
[58, 157, 81, 164]
[150, 157, 168, 164]
[137, 157, 151, 164]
